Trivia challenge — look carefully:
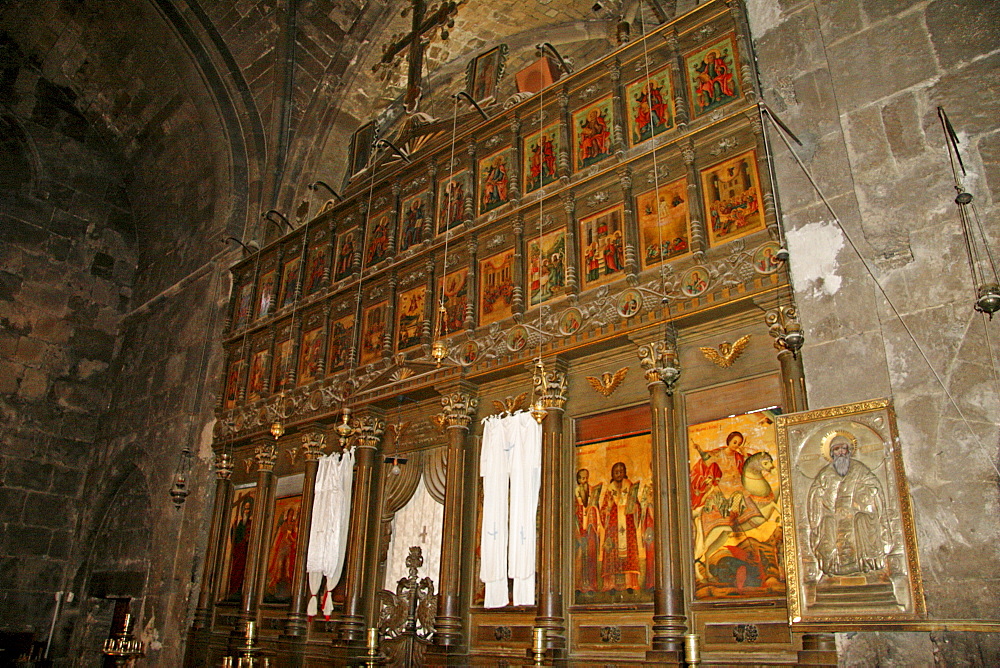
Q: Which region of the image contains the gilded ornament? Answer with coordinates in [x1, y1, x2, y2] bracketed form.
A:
[699, 334, 751, 368]
[585, 367, 628, 397]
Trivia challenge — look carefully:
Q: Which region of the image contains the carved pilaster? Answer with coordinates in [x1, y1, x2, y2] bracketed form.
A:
[609, 58, 626, 156]
[389, 181, 402, 255]
[423, 259, 436, 343]
[384, 274, 398, 359]
[465, 235, 478, 331]
[512, 214, 526, 315]
[665, 31, 689, 129]
[426, 163, 438, 241]
[562, 192, 579, 297]
[746, 109, 781, 242]
[509, 118, 522, 202]
[728, 0, 758, 103]
[683, 140, 707, 260]
[464, 142, 476, 225]
[557, 86, 571, 182]
[618, 166, 640, 282]
[636, 338, 685, 661]
[433, 387, 478, 649]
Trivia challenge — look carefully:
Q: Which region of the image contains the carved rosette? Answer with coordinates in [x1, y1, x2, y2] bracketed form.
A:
[214, 452, 234, 480]
[438, 392, 479, 430]
[355, 415, 386, 449]
[534, 368, 568, 410]
[254, 444, 279, 472]
[638, 340, 681, 393]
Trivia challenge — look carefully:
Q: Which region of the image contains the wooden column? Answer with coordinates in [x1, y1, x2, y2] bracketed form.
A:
[766, 304, 807, 413]
[232, 440, 279, 648]
[533, 359, 568, 654]
[336, 411, 386, 644]
[638, 339, 686, 663]
[682, 139, 708, 261]
[192, 452, 234, 631]
[431, 386, 478, 649]
[283, 429, 327, 637]
[618, 165, 640, 281]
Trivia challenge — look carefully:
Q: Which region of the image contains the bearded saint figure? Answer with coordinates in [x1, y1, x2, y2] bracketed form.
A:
[807, 432, 892, 577]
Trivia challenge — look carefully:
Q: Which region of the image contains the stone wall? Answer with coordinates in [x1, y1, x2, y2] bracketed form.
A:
[0, 31, 136, 638]
[751, 0, 1000, 662]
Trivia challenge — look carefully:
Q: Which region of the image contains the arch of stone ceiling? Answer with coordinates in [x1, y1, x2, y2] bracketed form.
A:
[0, 0, 254, 272]
[282, 0, 624, 219]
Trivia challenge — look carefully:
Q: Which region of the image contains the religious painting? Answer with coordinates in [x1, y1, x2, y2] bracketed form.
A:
[255, 269, 277, 320]
[364, 211, 392, 267]
[221, 486, 256, 601]
[246, 349, 269, 402]
[223, 357, 243, 410]
[701, 149, 764, 246]
[263, 494, 301, 604]
[574, 432, 654, 605]
[327, 314, 353, 374]
[396, 285, 427, 351]
[438, 267, 469, 335]
[687, 410, 785, 601]
[399, 191, 429, 252]
[231, 281, 253, 331]
[466, 45, 508, 104]
[436, 170, 471, 235]
[478, 149, 513, 215]
[297, 326, 324, 386]
[753, 241, 782, 274]
[685, 34, 741, 120]
[333, 228, 358, 282]
[558, 307, 583, 335]
[775, 399, 925, 623]
[272, 337, 292, 393]
[681, 266, 710, 297]
[359, 301, 388, 365]
[523, 122, 560, 194]
[579, 205, 625, 289]
[616, 288, 643, 318]
[527, 228, 566, 307]
[625, 66, 674, 145]
[505, 324, 527, 352]
[479, 249, 515, 326]
[304, 240, 330, 295]
[636, 177, 691, 269]
[278, 255, 301, 309]
[348, 121, 376, 177]
[572, 96, 614, 171]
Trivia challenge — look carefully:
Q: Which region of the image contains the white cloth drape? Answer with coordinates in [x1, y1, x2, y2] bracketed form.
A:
[305, 448, 355, 617]
[479, 411, 541, 608]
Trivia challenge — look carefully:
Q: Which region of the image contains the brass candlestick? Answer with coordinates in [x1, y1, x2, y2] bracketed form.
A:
[684, 633, 701, 666]
[532, 627, 546, 665]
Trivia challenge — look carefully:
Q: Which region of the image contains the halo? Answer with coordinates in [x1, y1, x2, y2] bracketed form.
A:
[820, 429, 858, 461]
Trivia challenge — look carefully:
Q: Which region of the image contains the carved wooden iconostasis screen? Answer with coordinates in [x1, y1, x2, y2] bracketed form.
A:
[187, 0, 921, 665]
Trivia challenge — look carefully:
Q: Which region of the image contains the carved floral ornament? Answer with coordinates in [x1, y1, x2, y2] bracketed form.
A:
[638, 339, 680, 389]
[437, 391, 478, 429]
[533, 366, 567, 409]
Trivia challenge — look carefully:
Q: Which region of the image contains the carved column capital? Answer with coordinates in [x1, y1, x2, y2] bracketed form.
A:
[533, 361, 568, 411]
[354, 414, 386, 450]
[254, 443, 278, 471]
[617, 166, 633, 191]
[765, 305, 805, 354]
[561, 190, 576, 214]
[214, 452, 234, 480]
[638, 340, 681, 393]
[438, 391, 479, 430]
[510, 117, 522, 134]
[681, 139, 696, 166]
[301, 431, 327, 460]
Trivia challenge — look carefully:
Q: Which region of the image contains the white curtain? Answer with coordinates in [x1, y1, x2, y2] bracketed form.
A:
[305, 448, 355, 617]
[479, 411, 541, 608]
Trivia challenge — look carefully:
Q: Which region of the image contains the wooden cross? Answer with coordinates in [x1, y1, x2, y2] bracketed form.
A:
[376, 0, 458, 112]
[419, 525, 428, 541]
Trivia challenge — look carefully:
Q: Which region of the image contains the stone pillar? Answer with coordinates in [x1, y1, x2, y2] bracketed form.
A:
[283, 429, 327, 637]
[192, 452, 234, 630]
[233, 440, 279, 645]
[533, 360, 568, 654]
[637, 339, 686, 663]
[432, 387, 479, 649]
[336, 411, 386, 644]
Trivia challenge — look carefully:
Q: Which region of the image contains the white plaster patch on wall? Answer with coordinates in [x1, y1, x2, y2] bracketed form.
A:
[744, 0, 783, 39]
[785, 221, 845, 299]
[198, 418, 216, 459]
